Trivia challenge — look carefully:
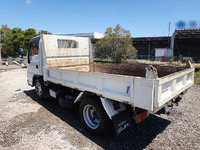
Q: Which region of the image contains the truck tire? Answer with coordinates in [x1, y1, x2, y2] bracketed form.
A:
[34, 79, 49, 99]
[79, 98, 110, 134]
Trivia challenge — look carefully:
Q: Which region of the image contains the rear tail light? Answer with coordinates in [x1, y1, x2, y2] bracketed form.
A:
[137, 111, 148, 124]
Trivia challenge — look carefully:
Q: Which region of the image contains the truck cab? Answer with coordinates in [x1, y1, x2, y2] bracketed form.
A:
[27, 37, 42, 86]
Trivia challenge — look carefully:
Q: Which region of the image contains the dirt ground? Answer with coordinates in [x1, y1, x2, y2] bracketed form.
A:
[93, 63, 187, 78]
[0, 67, 199, 150]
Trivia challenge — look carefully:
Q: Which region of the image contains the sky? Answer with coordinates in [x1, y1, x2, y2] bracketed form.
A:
[0, 0, 200, 37]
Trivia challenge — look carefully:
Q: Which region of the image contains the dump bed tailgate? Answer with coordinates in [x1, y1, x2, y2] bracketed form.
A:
[154, 67, 194, 111]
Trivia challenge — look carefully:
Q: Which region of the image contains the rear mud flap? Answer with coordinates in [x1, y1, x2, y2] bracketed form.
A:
[112, 110, 131, 135]
[164, 105, 173, 114]
[157, 105, 173, 114]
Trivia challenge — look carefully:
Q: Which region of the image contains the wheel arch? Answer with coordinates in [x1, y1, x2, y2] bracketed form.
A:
[74, 91, 99, 103]
[32, 75, 42, 86]
[74, 91, 126, 119]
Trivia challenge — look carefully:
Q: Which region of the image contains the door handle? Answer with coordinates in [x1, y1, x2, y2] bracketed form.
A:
[36, 65, 38, 69]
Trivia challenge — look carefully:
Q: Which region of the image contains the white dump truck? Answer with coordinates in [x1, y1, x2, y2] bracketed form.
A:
[27, 34, 195, 135]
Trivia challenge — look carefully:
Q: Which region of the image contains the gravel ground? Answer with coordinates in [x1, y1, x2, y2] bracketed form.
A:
[0, 68, 199, 150]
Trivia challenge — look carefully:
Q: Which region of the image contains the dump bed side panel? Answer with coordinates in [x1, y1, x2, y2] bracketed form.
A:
[154, 67, 194, 109]
[44, 67, 156, 111]
[45, 68, 135, 104]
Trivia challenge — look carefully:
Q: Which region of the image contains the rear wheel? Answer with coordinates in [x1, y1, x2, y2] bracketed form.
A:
[79, 98, 110, 134]
[83, 104, 100, 129]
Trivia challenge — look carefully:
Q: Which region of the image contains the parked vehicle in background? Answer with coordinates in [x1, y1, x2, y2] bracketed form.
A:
[27, 34, 195, 135]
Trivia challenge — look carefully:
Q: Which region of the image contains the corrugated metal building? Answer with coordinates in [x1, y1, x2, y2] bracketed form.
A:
[132, 29, 200, 62]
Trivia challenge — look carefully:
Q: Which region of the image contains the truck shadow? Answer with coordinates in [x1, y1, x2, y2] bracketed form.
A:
[24, 90, 171, 150]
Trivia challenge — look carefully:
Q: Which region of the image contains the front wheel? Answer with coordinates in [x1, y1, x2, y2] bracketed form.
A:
[79, 98, 110, 134]
[34, 79, 49, 99]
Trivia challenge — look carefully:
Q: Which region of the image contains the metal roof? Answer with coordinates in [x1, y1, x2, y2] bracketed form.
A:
[60, 31, 104, 39]
[132, 36, 170, 42]
[132, 29, 200, 42]
[174, 29, 200, 38]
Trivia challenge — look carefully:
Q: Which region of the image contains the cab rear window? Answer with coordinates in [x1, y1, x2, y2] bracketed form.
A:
[57, 39, 79, 48]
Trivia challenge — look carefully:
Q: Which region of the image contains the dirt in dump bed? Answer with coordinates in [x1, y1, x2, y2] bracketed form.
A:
[91, 63, 187, 78]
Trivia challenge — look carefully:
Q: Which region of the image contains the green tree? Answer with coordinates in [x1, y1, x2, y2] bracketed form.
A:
[38, 30, 52, 35]
[1, 25, 14, 57]
[1, 31, 14, 57]
[95, 24, 137, 63]
[24, 28, 37, 54]
[0, 24, 52, 57]
[12, 28, 25, 57]
[1, 27, 25, 57]
[0, 24, 12, 42]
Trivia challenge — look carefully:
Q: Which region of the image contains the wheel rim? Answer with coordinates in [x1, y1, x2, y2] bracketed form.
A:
[35, 80, 42, 96]
[83, 104, 100, 129]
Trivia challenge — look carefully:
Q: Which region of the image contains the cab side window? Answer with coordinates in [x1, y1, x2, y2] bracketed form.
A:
[28, 40, 39, 63]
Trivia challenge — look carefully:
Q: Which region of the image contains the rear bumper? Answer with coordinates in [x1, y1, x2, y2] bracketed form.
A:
[154, 90, 187, 114]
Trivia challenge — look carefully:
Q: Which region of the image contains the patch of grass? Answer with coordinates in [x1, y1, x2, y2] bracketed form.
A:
[194, 71, 200, 85]
[94, 58, 114, 63]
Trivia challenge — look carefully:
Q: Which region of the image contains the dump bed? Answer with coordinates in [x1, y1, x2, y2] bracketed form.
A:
[41, 35, 194, 113]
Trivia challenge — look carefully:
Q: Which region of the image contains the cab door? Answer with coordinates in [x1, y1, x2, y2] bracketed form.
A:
[27, 37, 41, 86]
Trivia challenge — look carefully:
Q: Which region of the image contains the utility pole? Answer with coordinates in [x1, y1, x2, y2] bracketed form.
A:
[167, 22, 171, 59]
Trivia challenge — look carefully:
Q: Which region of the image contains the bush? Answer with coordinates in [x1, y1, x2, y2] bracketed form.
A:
[195, 71, 200, 85]
[95, 24, 137, 63]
